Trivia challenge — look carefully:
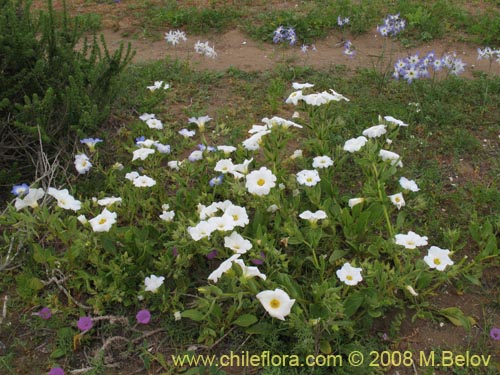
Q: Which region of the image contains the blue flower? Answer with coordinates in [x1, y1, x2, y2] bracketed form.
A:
[209, 175, 224, 187]
[11, 183, 29, 196]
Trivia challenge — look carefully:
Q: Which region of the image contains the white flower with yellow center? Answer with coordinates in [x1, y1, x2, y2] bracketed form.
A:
[299, 210, 327, 224]
[188, 115, 212, 132]
[207, 216, 235, 232]
[296, 169, 321, 186]
[97, 196, 122, 207]
[256, 288, 295, 321]
[423, 246, 454, 271]
[235, 259, 266, 280]
[336, 262, 363, 286]
[14, 188, 45, 210]
[285, 90, 303, 105]
[222, 205, 249, 228]
[146, 118, 163, 129]
[395, 231, 428, 249]
[47, 188, 81, 211]
[224, 231, 252, 254]
[214, 159, 235, 174]
[389, 192, 405, 210]
[88, 208, 117, 232]
[384, 115, 408, 127]
[133, 175, 156, 188]
[74, 154, 92, 174]
[245, 167, 277, 196]
[217, 145, 237, 155]
[144, 275, 165, 293]
[132, 147, 155, 161]
[312, 155, 334, 169]
[188, 221, 216, 241]
[207, 254, 241, 283]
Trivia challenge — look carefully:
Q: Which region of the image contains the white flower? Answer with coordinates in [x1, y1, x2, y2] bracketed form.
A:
[262, 116, 302, 129]
[207, 254, 241, 283]
[97, 197, 122, 207]
[302, 93, 328, 106]
[348, 197, 365, 208]
[217, 145, 237, 154]
[267, 204, 279, 213]
[147, 81, 169, 91]
[233, 158, 253, 176]
[74, 154, 92, 174]
[14, 188, 45, 210]
[336, 262, 363, 286]
[423, 246, 454, 271]
[327, 89, 350, 102]
[299, 210, 327, 223]
[188, 116, 212, 132]
[399, 177, 420, 192]
[242, 130, 271, 151]
[296, 169, 321, 186]
[384, 115, 409, 127]
[188, 150, 203, 162]
[290, 149, 303, 159]
[194, 40, 217, 58]
[89, 208, 117, 232]
[292, 82, 314, 89]
[146, 118, 163, 129]
[389, 192, 405, 210]
[224, 231, 252, 254]
[188, 221, 216, 241]
[47, 188, 81, 211]
[285, 90, 303, 105]
[362, 124, 387, 138]
[154, 142, 171, 154]
[179, 128, 196, 138]
[168, 160, 182, 170]
[174, 311, 182, 321]
[406, 285, 419, 296]
[133, 175, 156, 187]
[222, 205, 249, 228]
[214, 159, 235, 174]
[312, 155, 334, 169]
[343, 136, 368, 153]
[112, 162, 124, 170]
[159, 210, 175, 222]
[139, 113, 156, 121]
[245, 167, 277, 196]
[125, 171, 140, 181]
[395, 231, 428, 249]
[256, 288, 295, 320]
[132, 147, 155, 161]
[379, 149, 403, 167]
[77, 214, 87, 224]
[207, 216, 235, 232]
[144, 275, 165, 293]
[165, 29, 187, 46]
[136, 138, 156, 148]
[235, 259, 266, 280]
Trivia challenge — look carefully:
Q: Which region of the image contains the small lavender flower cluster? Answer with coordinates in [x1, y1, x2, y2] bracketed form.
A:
[337, 16, 350, 26]
[273, 26, 297, 45]
[343, 40, 355, 57]
[377, 13, 406, 37]
[393, 51, 466, 83]
[477, 46, 500, 62]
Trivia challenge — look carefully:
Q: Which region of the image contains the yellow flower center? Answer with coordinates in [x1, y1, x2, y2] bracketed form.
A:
[395, 197, 401, 202]
[232, 215, 239, 221]
[346, 275, 353, 281]
[433, 258, 441, 265]
[269, 299, 281, 309]
[407, 241, 414, 246]
[307, 178, 312, 182]
[257, 178, 265, 186]
[99, 218, 107, 225]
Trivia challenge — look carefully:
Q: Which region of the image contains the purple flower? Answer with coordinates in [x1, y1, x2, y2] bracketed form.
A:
[206, 249, 218, 260]
[490, 327, 500, 341]
[38, 307, 52, 320]
[251, 251, 266, 265]
[172, 247, 179, 257]
[136, 309, 151, 324]
[77, 316, 93, 331]
[48, 367, 65, 375]
[209, 175, 223, 187]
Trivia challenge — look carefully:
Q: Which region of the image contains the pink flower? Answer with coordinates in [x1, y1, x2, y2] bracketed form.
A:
[48, 367, 65, 375]
[38, 307, 52, 320]
[136, 309, 151, 324]
[77, 316, 93, 331]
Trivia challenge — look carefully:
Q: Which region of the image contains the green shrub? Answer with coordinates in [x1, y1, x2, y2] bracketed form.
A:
[0, 0, 133, 198]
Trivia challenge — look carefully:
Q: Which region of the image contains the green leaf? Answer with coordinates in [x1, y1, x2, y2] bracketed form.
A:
[181, 309, 204, 322]
[344, 292, 364, 317]
[438, 307, 475, 331]
[233, 314, 258, 327]
[50, 348, 66, 359]
[245, 322, 273, 334]
[319, 340, 332, 355]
